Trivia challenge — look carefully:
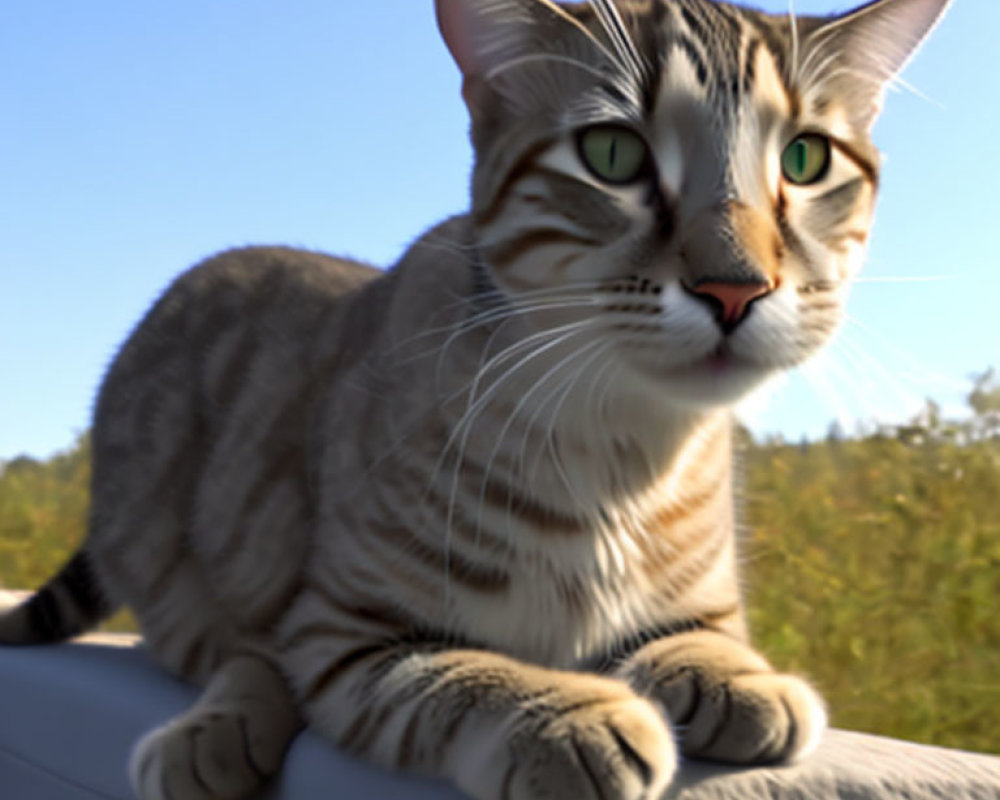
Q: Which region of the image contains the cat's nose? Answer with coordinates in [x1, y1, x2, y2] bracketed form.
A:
[684, 279, 776, 333]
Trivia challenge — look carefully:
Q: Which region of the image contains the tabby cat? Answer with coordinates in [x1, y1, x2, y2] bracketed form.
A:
[0, 0, 949, 798]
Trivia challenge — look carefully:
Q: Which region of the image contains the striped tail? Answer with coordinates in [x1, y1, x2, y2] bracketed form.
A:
[0, 550, 116, 644]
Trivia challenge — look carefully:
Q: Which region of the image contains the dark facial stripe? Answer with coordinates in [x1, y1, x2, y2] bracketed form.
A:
[809, 177, 867, 235]
[707, 0, 743, 35]
[830, 137, 879, 186]
[679, 3, 711, 44]
[473, 147, 557, 228]
[668, 33, 709, 86]
[744, 13, 791, 82]
[742, 37, 760, 95]
[775, 188, 810, 263]
[637, 0, 669, 112]
[485, 229, 602, 270]
[814, 176, 866, 211]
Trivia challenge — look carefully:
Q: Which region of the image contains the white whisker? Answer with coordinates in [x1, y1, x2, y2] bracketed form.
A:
[852, 275, 953, 284]
[475, 338, 608, 546]
[428, 321, 594, 601]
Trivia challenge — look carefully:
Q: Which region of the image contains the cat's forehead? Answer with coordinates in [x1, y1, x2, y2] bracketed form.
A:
[566, 0, 796, 122]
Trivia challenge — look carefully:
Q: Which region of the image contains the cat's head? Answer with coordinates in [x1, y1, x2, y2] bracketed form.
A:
[437, 0, 949, 409]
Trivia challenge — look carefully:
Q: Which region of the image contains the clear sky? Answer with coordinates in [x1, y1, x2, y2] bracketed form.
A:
[0, 0, 995, 460]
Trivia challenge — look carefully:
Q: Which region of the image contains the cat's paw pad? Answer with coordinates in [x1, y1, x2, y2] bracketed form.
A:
[130, 708, 279, 800]
[501, 692, 676, 800]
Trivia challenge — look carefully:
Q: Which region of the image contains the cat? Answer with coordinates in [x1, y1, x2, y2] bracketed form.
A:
[0, 0, 950, 798]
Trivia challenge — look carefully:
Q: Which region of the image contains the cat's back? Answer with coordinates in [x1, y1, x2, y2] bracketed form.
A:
[94, 245, 389, 450]
[150, 245, 382, 334]
[108, 245, 382, 374]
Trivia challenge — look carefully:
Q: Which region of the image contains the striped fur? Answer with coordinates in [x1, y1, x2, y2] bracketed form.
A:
[1, 1, 949, 798]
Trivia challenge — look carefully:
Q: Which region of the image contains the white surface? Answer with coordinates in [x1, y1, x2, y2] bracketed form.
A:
[0, 636, 998, 800]
[0, 640, 461, 800]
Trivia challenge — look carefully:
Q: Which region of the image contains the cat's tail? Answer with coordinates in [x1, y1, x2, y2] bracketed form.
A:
[0, 549, 116, 644]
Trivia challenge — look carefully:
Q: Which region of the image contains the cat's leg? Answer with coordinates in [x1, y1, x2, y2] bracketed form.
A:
[295, 645, 676, 800]
[615, 630, 826, 764]
[130, 653, 301, 800]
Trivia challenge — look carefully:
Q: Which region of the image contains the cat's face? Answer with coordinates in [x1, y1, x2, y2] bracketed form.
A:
[438, 0, 949, 408]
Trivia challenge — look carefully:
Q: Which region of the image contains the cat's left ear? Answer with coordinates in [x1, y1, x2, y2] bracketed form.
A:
[800, 0, 952, 129]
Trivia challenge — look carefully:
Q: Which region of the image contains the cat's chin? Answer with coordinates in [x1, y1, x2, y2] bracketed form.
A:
[629, 349, 775, 409]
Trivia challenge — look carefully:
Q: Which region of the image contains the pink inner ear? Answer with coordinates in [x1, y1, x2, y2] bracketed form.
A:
[435, 0, 483, 79]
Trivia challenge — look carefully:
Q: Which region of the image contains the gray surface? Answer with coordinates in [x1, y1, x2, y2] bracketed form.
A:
[0, 637, 997, 800]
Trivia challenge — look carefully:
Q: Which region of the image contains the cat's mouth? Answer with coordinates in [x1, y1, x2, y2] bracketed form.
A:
[687, 341, 750, 377]
[705, 343, 734, 373]
[652, 341, 769, 406]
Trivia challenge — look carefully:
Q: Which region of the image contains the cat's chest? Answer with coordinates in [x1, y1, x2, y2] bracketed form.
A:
[449, 533, 665, 668]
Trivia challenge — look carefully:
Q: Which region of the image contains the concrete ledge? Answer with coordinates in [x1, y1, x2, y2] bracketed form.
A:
[669, 728, 1000, 799]
[0, 635, 997, 799]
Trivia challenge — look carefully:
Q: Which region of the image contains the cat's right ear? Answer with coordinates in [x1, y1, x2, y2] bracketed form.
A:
[435, 0, 491, 110]
[435, 0, 596, 115]
[435, 0, 478, 84]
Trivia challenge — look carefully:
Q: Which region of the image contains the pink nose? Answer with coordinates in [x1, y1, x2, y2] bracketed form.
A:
[687, 280, 776, 332]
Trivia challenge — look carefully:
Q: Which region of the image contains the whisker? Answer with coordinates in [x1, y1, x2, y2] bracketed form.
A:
[842, 314, 968, 392]
[587, 0, 648, 85]
[476, 338, 608, 545]
[851, 275, 954, 284]
[486, 53, 611, 85]
[426, 322, 595, 600]
[381, 296, 598, 379]
[788, 0, 801, 82]
[466, 319, 594, 409]
[797, 355, 857, 433]
[531, 343, 617, 519]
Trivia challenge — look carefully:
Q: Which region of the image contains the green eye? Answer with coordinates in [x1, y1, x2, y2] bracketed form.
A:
[781, 133, 831, 185]
[578, 125, 649, 184]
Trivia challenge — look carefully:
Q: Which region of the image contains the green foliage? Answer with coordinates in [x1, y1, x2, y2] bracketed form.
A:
[0, 437, 90, 590]
[1, 376, 997, 753]
[744, 381, 1000, 755]
[0, 436, 135, 633]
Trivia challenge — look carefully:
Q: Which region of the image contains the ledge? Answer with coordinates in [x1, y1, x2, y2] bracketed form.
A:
[0, 636, 997, 800]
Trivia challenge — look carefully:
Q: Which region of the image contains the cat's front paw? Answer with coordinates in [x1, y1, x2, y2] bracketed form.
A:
[130, 706, 290, 800]
[618, 630, 826, 765]
[460, 682, 676, 800]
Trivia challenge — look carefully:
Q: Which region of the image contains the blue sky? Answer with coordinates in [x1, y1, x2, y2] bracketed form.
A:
[0, 0, 995, 460]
